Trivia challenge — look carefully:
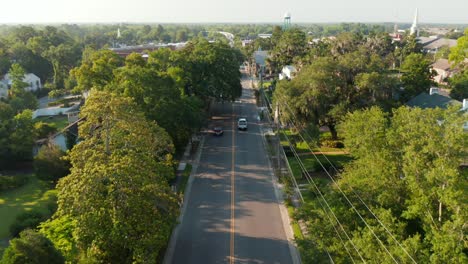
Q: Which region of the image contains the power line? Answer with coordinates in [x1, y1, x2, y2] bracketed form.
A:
[277, 95, 417, 263]
[274, 95, 414, 263]
[258, 89, 304, 203]
[282, 126, 361, 263]
[260, 88, 362, 263]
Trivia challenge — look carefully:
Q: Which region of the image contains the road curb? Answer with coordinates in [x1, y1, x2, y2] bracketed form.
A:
[163, 135, 206, 264]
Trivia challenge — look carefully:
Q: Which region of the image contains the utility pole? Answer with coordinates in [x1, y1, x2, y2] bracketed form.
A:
[275, 103, 281, 173]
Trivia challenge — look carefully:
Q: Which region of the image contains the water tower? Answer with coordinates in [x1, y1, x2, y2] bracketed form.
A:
[283, 12, 291, 30]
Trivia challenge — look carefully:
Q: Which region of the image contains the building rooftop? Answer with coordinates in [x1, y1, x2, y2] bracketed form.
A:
[424, 38, 457, 50]
[432, 59, 452, 71]
[406, 92, 461, 109]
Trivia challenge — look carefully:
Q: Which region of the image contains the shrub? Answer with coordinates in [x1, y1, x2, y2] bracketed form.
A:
[283, 146, 294, 157]
[0, 174, 29, 191]
[10, 210, 48, 237]
[320, 139, 345, 149]
[34, 122, 57, 139]
[1, 229, 64, 264]
[45, 194, 58, 216]
[34, 144, 70, 183]
[308, 159, 333, 172]
[39, 216, 78, 262]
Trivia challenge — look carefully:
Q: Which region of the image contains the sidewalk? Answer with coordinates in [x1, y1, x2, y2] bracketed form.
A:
[171, 134, 203, 193]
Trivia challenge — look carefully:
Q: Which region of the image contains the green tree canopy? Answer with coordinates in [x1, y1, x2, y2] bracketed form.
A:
[449, 28, 468, 65]
[55, 91, 178, 263]
[268, 28, 307, 73]
[7, 63, 38, 113]
[297, 106, 468, 263]
[70, 48, 123, 92]
[274, 50, 397, 139]
[1, 229, 64, 264]
[8, 110, 36, 163]
[448, 68, 468, 101]
[175, 38, 243, 100]
[401, 53, 436, 100]
[34, 143, 70, 183]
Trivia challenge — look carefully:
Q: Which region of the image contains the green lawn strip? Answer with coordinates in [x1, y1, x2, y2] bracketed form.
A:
[178, 164, 192, 194]
[286, 204, 304, 240]
[0, 175, 56, 250]
[47, 97, 81, 107]
[291, 221, 304, 240]
[262, 81, 272, 88]
[35, 115, 70, 131]
[287, 153, 353, 180]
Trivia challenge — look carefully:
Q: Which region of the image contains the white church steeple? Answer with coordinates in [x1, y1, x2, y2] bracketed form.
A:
[410, 8, 419, 36]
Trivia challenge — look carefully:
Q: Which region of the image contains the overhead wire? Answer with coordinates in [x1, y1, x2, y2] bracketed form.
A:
[259, 87, 363, 263]
[276, 94, 417, 263]
[282, 123, 361, 263]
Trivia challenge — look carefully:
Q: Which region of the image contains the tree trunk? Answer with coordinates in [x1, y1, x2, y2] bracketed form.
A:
[438, 183, 445, 222]
[438, 201, 443, 222]
[329, 124, 338, 140]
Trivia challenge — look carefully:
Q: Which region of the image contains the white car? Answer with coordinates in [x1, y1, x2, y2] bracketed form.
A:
[237, 118, 248, 130]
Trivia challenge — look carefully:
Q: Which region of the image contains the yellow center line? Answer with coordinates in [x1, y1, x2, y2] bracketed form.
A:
[230, 102, 236, 264]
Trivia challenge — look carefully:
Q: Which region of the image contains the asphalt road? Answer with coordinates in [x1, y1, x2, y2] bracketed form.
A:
[166, 75, 295, 264]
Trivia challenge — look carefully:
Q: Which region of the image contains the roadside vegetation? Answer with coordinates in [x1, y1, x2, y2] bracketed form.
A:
[178, 164, 193, 194]
[252, 25, 468, 263]
[1, 23, 244, 261]
[0, 174, 56, 254]
[34, 115, 69, 132]
[0, 22, 466, 262]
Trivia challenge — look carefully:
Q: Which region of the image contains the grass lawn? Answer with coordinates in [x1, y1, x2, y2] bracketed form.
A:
[262, 81, 272, 89]
[34, 115, 69, 131]
[281, 129, 348, 153]
[0, 175, 56, 251]
[287, 153, 353, 180]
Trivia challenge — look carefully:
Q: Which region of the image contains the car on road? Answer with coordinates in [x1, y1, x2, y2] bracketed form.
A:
[213, 127, 224, 136]
[237, 118, 248, 130]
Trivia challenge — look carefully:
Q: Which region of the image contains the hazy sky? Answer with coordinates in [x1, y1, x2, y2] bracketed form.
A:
[1, 0, 467, 24]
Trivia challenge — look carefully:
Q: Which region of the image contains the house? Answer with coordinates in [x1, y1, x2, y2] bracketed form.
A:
[2, 73, 42, 93]
[279, 65, 297, 80]
[34, 118, 81, 154]
[241, 39, 253, 47]
[406, 87, 462, 109]
[407, 88, 468, 130]
[432, 59, 453, 84]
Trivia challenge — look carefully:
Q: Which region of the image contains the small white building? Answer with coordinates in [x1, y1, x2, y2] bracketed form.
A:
[3, 73, 42, 93]
[258, 34, 272, 39]
[279, 65, 297, 80]
[242, 39, 253, 47]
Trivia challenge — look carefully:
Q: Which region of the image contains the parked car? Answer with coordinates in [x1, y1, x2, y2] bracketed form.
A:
[213, 127, 224, 136]
[237, 118, 247, 130]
